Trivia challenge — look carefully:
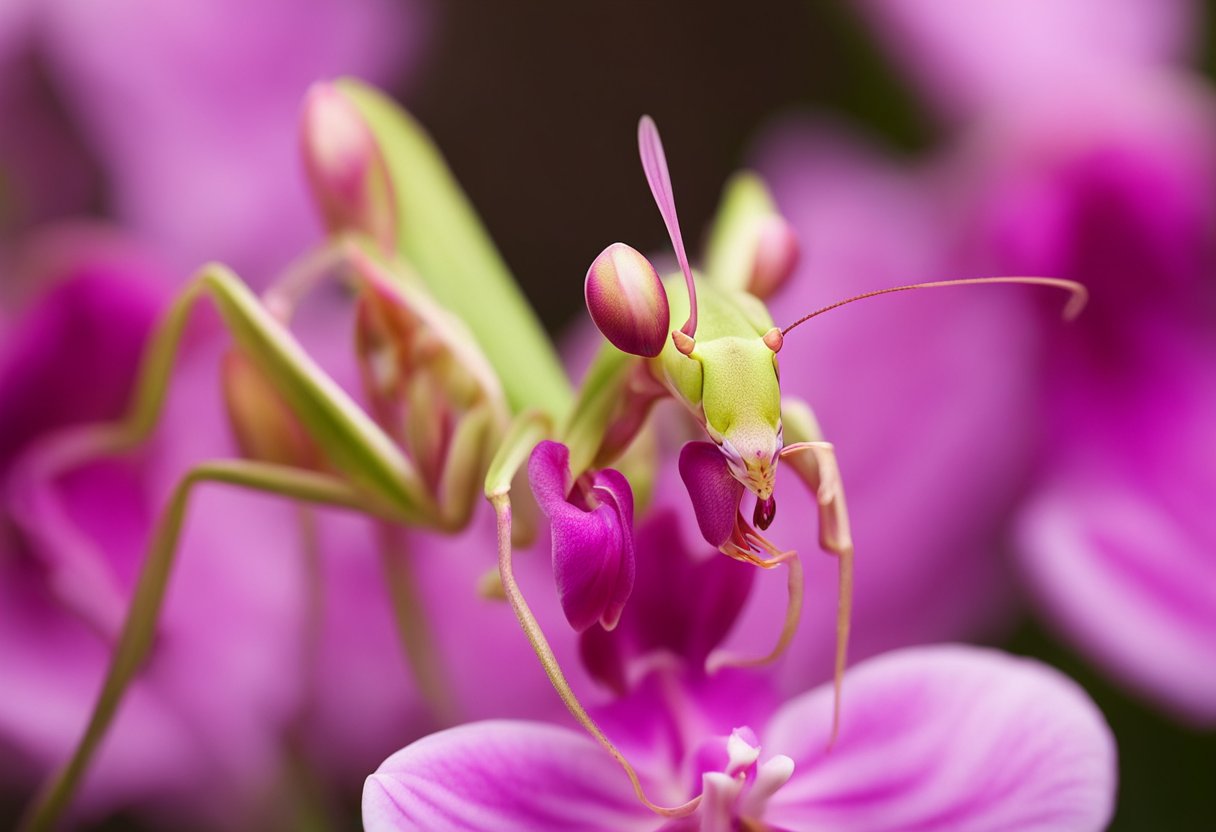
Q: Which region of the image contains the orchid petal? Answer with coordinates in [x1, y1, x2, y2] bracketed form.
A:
[41, 0, 419, 280]
[0, 237, 167, 469]
[529, 441, 636, 632]
[1017, 329, 1216, 723]
[678, 441, 743, 549]
[591, 468, 637, 630]
[762, 645, 1116, 831]
[753, 127, 1039, 681]
[364, 720, 654, 832]
[858, 0, 1196, 120]
[581, 510, 755, 690]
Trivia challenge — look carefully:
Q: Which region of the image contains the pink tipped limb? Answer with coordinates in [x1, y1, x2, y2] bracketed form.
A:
[781, 276, 1088, 336]
[638, 116, 698, 337]
[706, 548, 803, 674]
[491, 494, 700, 819]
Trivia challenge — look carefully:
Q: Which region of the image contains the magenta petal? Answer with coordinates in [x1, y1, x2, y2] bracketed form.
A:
[364, 720, 654, 831]
[581, 509, 755, 690]
[678, 441, 743, 548]
[528, 441, 637, 632]
[40, 0, 422, 280]
[527, 440, 575, 513]
[0, 239, 168, 469]
[858, 0, 1196, 120]
[762, 645, 1116, 831]
[590, 468, 637, 630]
[1017, 331, 1216, 723]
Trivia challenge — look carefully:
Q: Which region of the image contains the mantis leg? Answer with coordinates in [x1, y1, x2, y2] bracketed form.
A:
[20, 460, 395, 832]
[132, 262, 426, 519]
[484, 413, 700, 820]
[705, 545, 804, 674]
[779, 399, 854, 746]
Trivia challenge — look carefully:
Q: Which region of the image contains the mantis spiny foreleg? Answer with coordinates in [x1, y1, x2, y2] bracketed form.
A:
[17, 261, 468, 830]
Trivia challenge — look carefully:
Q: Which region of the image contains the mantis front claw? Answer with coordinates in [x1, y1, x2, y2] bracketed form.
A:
[18, 254, 503, 829]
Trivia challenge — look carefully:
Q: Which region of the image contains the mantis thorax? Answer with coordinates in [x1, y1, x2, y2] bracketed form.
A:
[654, 274, 784, 499]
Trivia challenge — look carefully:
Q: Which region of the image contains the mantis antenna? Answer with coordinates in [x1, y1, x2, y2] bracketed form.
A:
[781, 276, 1088, 336]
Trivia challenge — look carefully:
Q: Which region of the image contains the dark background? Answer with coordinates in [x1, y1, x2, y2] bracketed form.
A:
[400, 2, 1216, 828]
[403, 1, 931, 333]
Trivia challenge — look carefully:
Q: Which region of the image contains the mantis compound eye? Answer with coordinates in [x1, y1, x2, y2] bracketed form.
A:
[762, 327, 783, 353]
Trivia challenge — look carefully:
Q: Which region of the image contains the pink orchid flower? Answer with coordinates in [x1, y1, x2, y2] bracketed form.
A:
[366, 511, 1117, 831]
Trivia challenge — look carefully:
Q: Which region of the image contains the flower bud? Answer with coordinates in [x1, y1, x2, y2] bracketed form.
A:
[300, 82, 397, 252]
[585, 242, 670, 358]
[221, 350, 317, 468]
[748, 215, 799, 299]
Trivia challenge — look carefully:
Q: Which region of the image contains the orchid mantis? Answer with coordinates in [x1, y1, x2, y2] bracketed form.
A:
[19, 79, 1087, 829]
[483, 117, 1087, 819]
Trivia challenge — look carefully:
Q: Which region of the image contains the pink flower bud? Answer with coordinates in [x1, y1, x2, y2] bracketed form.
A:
[748, 215, 800, 299]
[300, 82, 396, 252]
[584, 242, 670, 358]
[221, 350, 318, 468]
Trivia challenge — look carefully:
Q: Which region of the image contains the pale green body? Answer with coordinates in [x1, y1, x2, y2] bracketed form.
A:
[652, 273, 784, 498]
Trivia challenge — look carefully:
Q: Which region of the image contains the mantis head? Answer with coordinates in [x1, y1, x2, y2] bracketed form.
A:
[585, 116, 795, 528]
[695, 333, 784, 505]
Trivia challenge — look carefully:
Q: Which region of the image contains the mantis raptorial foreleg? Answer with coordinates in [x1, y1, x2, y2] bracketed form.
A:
[19, 460, 397, 832]
[778, 398, 854, 746]
[7, 259, 422, 637]
[80, 262, 428, 518]
[17, 261, 472, 831]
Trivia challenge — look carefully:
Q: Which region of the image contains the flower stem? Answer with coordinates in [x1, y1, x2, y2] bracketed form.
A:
[491, 493, 701, 819]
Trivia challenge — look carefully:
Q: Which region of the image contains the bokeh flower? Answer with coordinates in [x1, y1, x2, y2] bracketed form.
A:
[859, 0, 1216, 723]
[0, 0, 424, 278]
